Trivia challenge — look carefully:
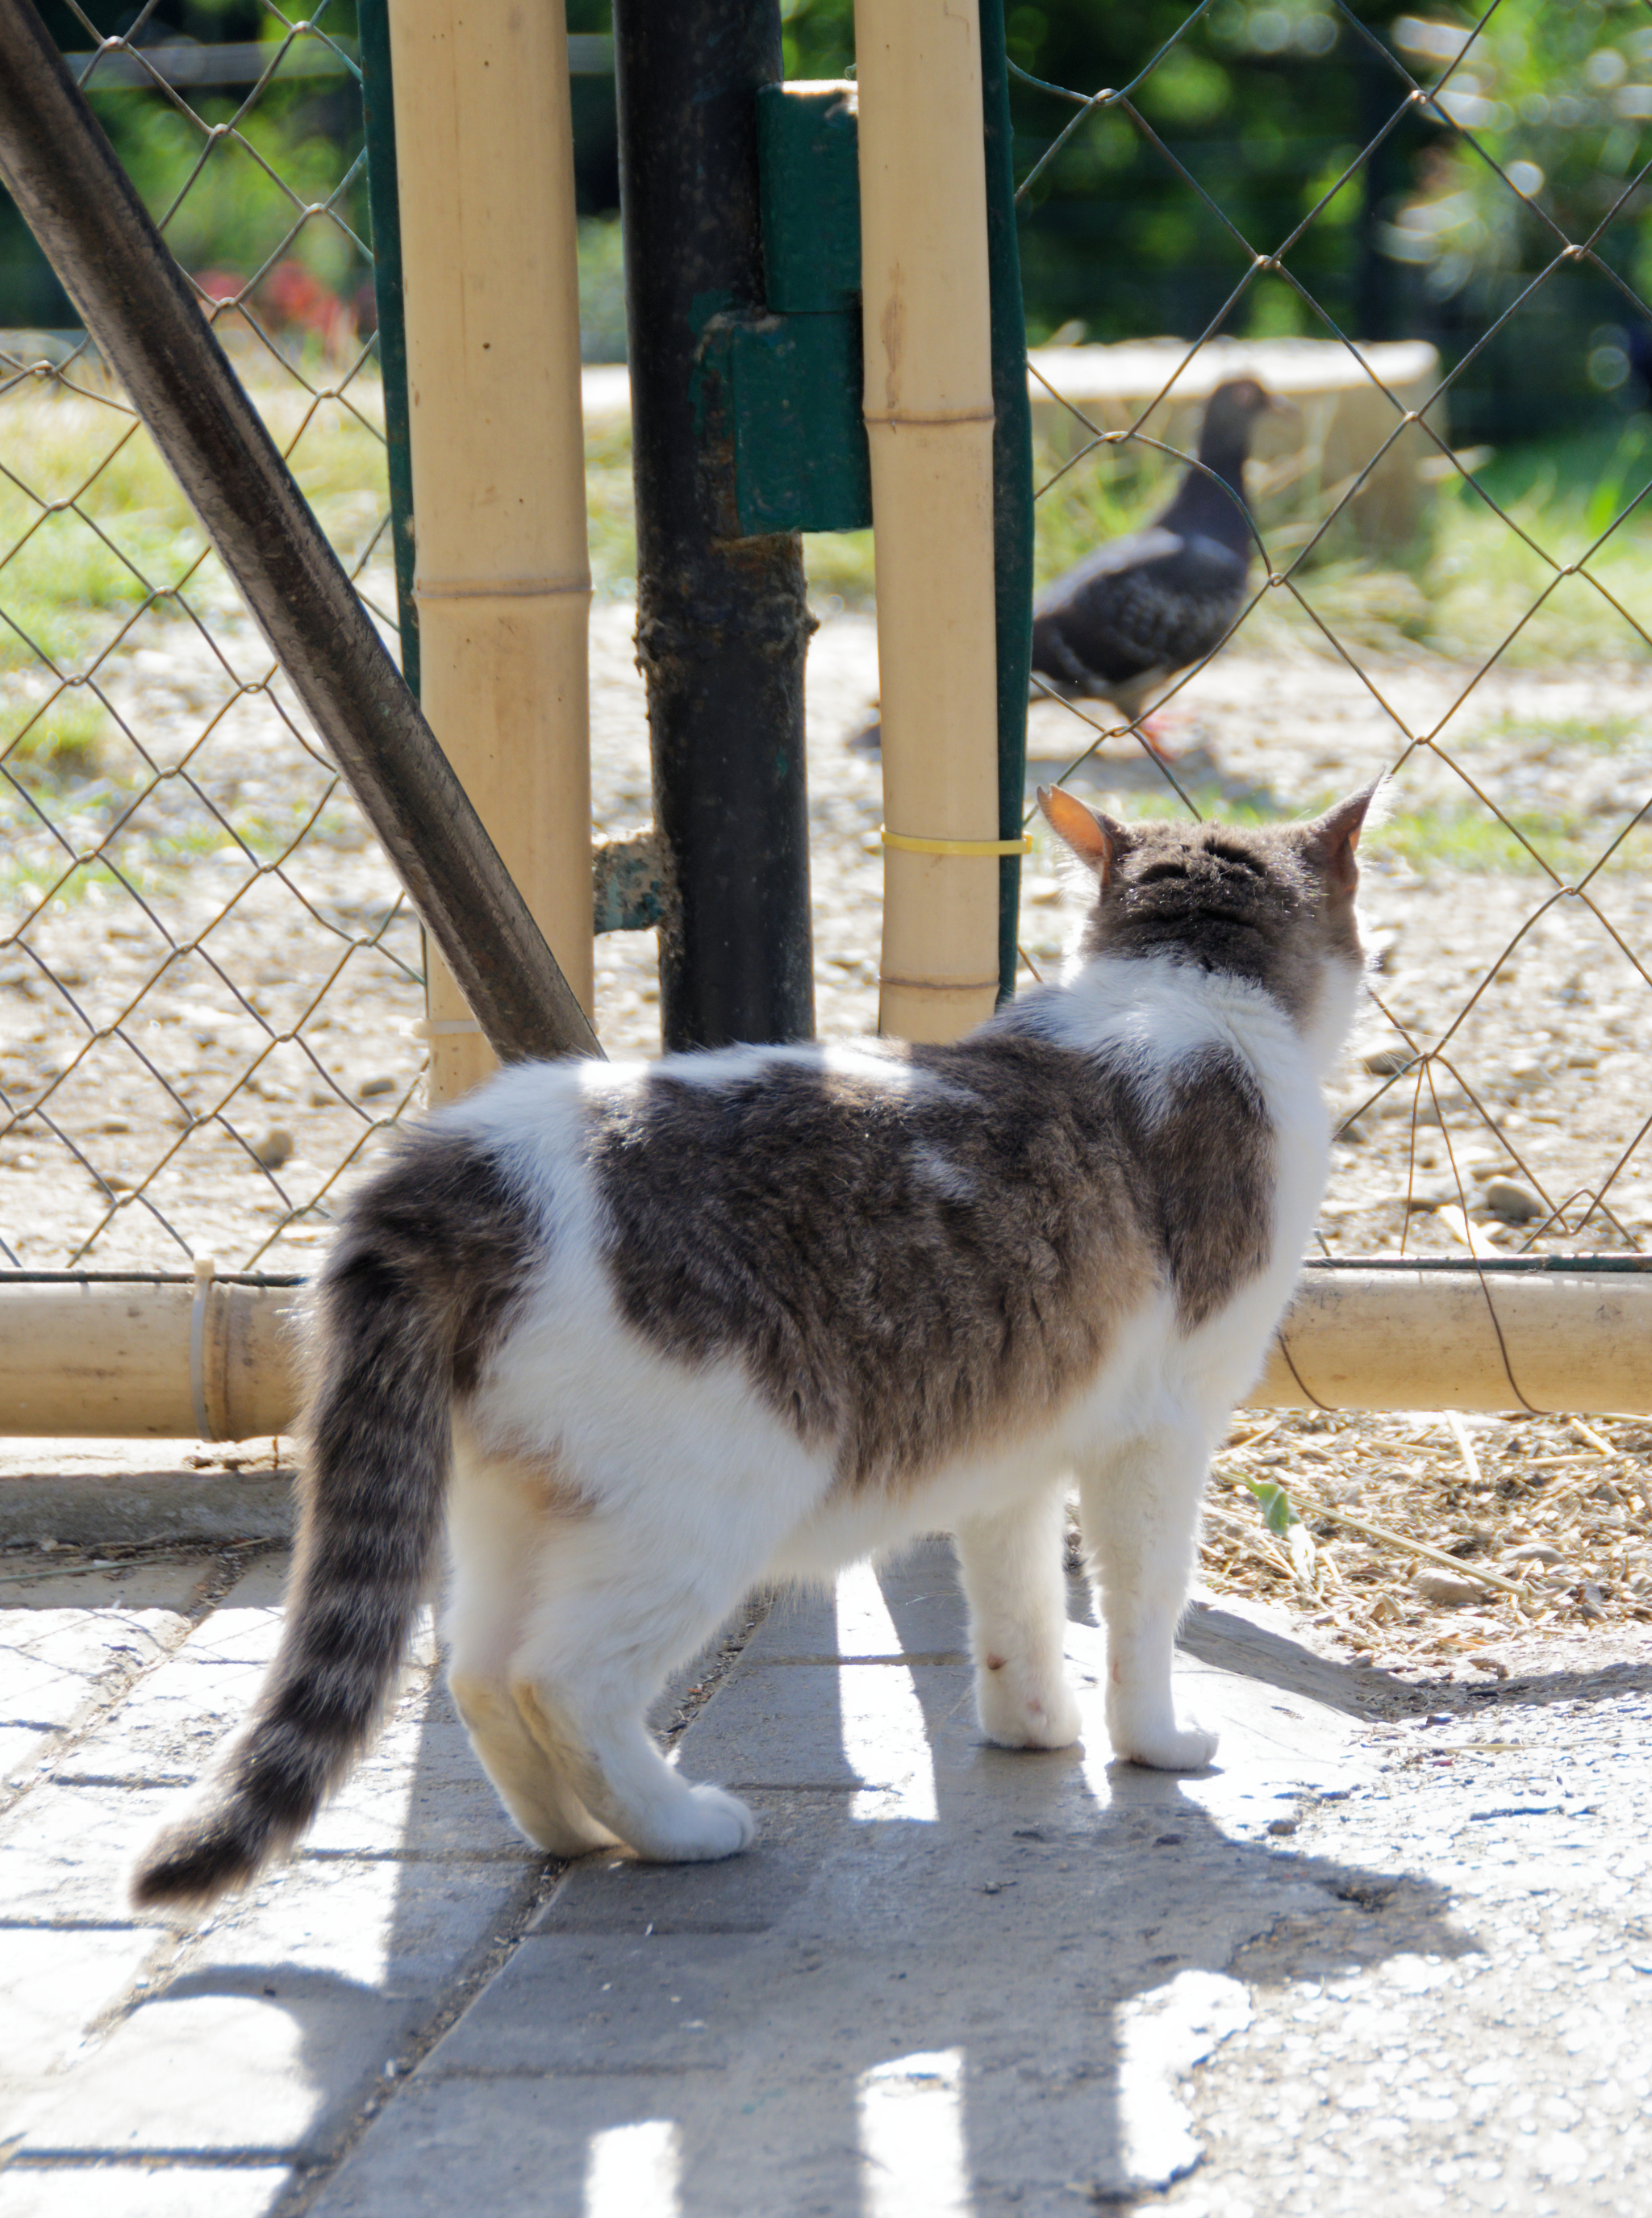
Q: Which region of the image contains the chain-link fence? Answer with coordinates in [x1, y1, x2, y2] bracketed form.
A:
[0, 2, 427, 1276]
[1010, 0, 1652, 1274]
[5, 0, 1650, 1296]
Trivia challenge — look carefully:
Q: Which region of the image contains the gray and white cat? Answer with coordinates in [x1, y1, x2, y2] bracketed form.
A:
[134, 783, 1374, 1907]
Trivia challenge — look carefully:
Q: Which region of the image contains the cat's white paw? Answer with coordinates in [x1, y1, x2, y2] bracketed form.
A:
[1108, 1710, 1219, 1772]
[976, 1669, 1083, 1751]
[633, 1782, 756, 1864]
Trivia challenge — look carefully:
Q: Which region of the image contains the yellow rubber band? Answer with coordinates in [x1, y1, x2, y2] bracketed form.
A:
[880, 827, 1032, 857]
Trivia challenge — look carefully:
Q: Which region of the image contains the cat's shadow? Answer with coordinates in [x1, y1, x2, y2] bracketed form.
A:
[511, 1546, 1480, 2211]
[186, 1547, 1625, 2211]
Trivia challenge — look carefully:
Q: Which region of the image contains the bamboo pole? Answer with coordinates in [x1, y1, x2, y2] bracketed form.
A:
[0, 0, 599, 1069]
[1255, 1267, 1652, 1414]
[389, 0, 594, 1105]
[6, 1271, 1649, 1439]
[0, 1279, 298, 1441]
[854, 0, 1003, 1043]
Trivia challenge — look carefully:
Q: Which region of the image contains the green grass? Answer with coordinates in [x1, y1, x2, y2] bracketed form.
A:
[0, 377, 393, 691]
[1042, 776, 1650, 879]
[6, 372, 1652, 798]
[1475, 711, 1642, 755]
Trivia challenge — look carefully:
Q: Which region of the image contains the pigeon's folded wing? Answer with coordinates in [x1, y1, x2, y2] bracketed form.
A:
[1033, 528, 1248, 691]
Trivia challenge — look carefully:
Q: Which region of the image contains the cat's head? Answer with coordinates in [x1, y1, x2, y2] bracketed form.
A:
[1037, 783, 1379, 1038]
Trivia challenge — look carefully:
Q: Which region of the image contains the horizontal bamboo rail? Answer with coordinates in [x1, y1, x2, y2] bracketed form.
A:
[1258, 1264, 1652, 1414]
[2, 1269, 1648, 1439]
[0, 1277, 298, 1441]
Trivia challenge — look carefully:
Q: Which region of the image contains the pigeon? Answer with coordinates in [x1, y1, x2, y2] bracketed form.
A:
[1031, 377, 1283, 733]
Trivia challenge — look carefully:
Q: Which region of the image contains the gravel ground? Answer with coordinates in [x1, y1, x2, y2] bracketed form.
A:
[4, 598, 1650, 1688]
[1168, 1652, 1652, 2218]
[5, 600, 1649, 1268]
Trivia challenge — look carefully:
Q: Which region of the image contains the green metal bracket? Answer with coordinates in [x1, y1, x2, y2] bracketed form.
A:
[728, 81, 870, 537]
[757, 80, 860, 311]
[728, 311, 870, 536]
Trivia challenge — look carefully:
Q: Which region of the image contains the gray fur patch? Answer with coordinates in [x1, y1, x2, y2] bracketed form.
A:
[590, 1027, 1272, 1488]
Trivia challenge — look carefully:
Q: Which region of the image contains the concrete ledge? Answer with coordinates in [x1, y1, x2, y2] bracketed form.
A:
[0, 1468, 294, 1548]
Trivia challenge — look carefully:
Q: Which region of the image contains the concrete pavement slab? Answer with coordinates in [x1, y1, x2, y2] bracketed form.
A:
[13, 1986, 420, 2158]
[0, 2170, 295, 2218]
[188, 1853, 539, 1999]
[0, 1926, 166, 2111]
[304, 2074, 737, 2218]
[741, 1548, 971, 1664]
[0, 1471, 294, 1550]
[6, 1507, 1650, 2216]
[0, 1779, 188, 1924]
[315, 1543, 1456, 2216]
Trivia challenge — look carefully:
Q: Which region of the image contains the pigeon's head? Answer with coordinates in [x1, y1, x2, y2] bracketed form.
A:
[1201, 378, 1285, 451]
[1036, 783, 1381, 1059]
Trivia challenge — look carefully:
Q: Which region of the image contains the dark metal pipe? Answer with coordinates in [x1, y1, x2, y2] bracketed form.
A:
[612, 0, 815, 1051]
[0, 0, 601, 1065]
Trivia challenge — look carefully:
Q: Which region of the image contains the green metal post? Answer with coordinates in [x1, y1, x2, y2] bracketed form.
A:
[979, 0, 1034, 1005]
[357, 0, 419, 701]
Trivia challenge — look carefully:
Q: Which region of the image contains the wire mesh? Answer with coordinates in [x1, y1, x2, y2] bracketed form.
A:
[5, 0, 1652, 1297]
[1009, 0, 1652, 1276]
[0, 1, 426, 1274]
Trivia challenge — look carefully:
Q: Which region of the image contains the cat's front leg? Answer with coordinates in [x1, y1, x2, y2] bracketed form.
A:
[953, 1488, 1082, 1751]
[1078, 1428, 1218, 1771]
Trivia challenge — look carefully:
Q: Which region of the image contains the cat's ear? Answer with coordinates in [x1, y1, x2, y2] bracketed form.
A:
[1037, 786, 1130, 883]
[1301, 780, 1383, 895]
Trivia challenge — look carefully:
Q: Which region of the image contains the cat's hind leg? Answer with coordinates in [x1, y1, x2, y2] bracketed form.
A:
[444, 1427, 619, 1857]
[1078, 1423, 1218, 1771]
[505, 1513, 766, 1864]
[953, 1484, 1082, 1750]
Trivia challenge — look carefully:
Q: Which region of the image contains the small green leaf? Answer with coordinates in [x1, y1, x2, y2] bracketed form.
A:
[1242, 1477, 1296, 1535]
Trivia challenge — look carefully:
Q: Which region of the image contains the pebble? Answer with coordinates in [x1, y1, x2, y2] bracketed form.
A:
[1504, 1543, 1565, 1567]
[1266, 1817, 1298, 1836]
[1483, 1178, 1542, 1223]
[252, 1126, 295, 1171]
[1362, 1045, 1416, 1076]
[358, 1074, 398, 1100]
[1414, 1569, 1492, 1606]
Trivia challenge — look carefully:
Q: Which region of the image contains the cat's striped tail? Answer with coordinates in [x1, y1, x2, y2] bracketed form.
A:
[131, 1128, 536, 1909]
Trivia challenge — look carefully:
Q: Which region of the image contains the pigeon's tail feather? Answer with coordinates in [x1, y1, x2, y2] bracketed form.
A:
[131, 1129, 539, 1909]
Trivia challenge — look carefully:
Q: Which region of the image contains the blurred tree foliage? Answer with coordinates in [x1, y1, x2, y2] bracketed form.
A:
[785, 0, 1652, 441]
[4, 0, 368, 332]
[6, 2, 1651, 441]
